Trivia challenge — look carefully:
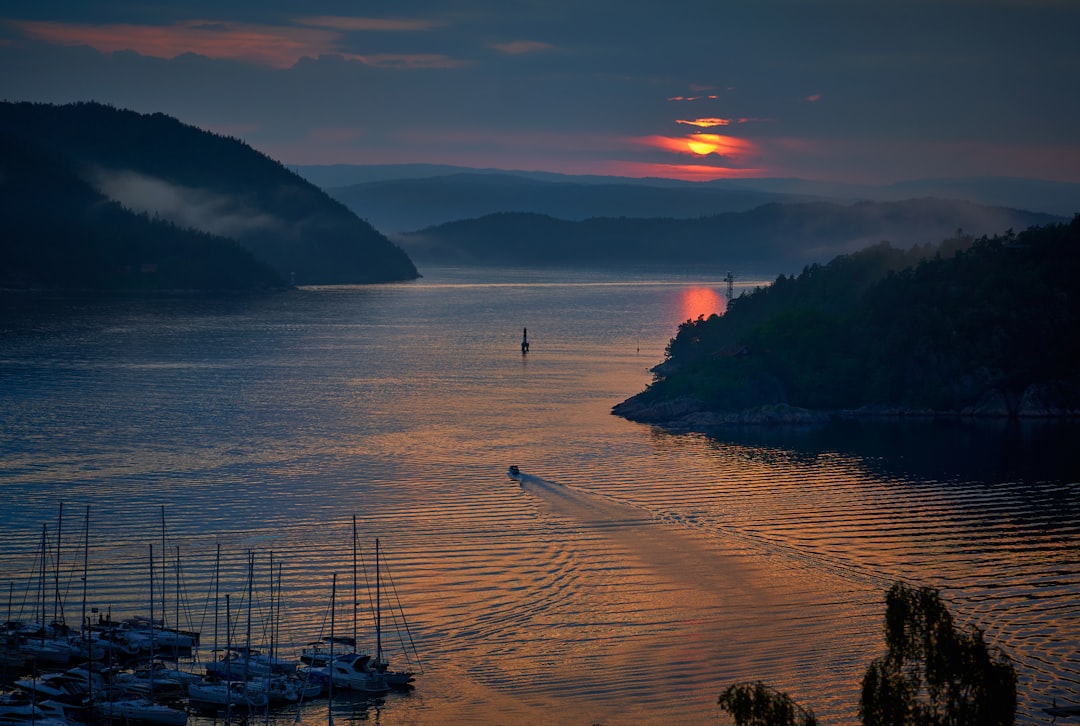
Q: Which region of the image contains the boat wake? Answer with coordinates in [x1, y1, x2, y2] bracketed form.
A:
[509, 468, 887, 724]
[515, 472, 776, 605]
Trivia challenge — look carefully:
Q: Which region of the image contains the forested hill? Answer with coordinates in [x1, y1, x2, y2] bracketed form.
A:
[0, 101, 419, 289]
[613, 218, 1080, 425]
[395, 201, 1063, 270]
[0, 132, 283, 292]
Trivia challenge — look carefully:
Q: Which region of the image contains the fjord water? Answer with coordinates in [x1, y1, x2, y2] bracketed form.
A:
[1, 266, 1077, 725]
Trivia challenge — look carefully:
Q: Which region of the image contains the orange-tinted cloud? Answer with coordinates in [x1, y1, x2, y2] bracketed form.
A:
[806, 93, 822, 102]
[9, 18, 460, 69]
[667, 95, 720, 101]
[492, 40, 554, 55]
[676, 118, 732, 128]
[295, 16, 440, 32]
[11, 19, 338, 67]
[340, 52, 468, 69]
[610, 162, 766, 181]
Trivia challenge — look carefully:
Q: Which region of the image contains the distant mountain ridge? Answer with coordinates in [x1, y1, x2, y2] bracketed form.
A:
[324, 172, 791, 234]
[0, 102, 419, 290]
[292, 163, 1080, 234]
[393, 200, 1064, 273]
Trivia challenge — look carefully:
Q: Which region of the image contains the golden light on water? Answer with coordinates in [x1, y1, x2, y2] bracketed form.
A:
[3, 280, 1077, 725]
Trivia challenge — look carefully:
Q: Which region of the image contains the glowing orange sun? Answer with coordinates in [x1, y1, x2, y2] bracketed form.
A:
[686, 135, 721, 155]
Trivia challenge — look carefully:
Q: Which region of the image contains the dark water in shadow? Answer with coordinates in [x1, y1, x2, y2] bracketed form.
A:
[706, 418, 1080, 486]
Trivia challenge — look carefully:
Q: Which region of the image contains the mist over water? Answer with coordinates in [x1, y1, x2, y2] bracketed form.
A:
[1, 267, 1077, 725]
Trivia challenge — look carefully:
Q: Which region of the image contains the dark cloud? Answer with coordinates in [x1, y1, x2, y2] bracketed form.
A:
[2, 0, 1079, 182]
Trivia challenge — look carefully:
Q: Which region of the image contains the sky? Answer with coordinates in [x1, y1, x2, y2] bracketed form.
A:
[2, 0, 1080, 184]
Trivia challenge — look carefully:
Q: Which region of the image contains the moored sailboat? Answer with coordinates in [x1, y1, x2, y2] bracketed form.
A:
[370, 538, 420, 688]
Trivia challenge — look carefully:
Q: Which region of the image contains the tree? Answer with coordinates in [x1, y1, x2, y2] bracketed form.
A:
[718, 682, 818, 726]
[859, 582, 1016, 726]
[717, 583, 1016, 725]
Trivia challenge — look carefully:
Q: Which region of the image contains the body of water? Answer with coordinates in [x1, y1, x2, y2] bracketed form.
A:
[1, 266, 1077, 725]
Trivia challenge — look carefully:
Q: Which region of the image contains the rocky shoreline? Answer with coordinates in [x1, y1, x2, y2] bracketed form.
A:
[611, 383, 1079, 433]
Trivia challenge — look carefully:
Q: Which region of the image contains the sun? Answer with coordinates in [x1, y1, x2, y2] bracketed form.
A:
[686, 135, 719, 155]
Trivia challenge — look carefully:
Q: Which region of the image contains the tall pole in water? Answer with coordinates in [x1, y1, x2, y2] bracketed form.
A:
[521, 327, 529, 354]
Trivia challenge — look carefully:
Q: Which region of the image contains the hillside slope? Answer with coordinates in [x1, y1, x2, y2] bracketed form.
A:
[1, 132, 285, 292]
[0, 102, 419, 286]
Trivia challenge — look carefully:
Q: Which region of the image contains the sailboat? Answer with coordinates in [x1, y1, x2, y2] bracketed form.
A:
[16, 523, 73, 666]
[0, 692, 70, 726]
[189, 554, 269, 712]
[303, 572, 388, 697]
[91, 546, 190, 726]
[187, 591, 269, 711]
[370, 539, 419, 689]
[119, 509, 200, 656]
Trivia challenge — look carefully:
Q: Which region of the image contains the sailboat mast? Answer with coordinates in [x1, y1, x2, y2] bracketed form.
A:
[375, 538, 382, 664]
[39, 524, 46, 645]
[274, 559, 282, 673]
[213, 543, 220, 665]
[352, 516, 358, 647]
[54, 502, 62, 628]
[225, 593, 232, 718]
[149, 543, 155, 701]
[268, 551, 275, 668]
[83, 507, 92, 712]
[160, 506, 167, 631]
[80, 507, 88, 636]
[175, 546, 181, 656]
[244, 552, 253, 684]
[328, 573, 336, 708]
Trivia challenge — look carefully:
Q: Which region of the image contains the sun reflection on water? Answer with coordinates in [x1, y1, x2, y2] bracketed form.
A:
[679, 286, 725, 322]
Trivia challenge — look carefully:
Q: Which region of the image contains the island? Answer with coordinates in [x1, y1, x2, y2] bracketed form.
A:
[613, 217, 1080, 428]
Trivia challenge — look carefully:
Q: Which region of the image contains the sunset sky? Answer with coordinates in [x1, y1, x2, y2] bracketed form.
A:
[2, 0, 1079, 184]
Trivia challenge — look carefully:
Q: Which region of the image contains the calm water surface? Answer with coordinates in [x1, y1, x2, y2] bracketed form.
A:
[1, 266, 1077, 725]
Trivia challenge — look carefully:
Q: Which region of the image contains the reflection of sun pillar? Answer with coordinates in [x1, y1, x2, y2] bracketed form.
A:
[680, 287, 724, 322]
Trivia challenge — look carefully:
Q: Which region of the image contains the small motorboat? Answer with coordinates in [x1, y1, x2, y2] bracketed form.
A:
[507, 465, 521, 479]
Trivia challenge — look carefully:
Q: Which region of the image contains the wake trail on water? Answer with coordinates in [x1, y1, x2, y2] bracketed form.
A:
[516, 473, 780, 608]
